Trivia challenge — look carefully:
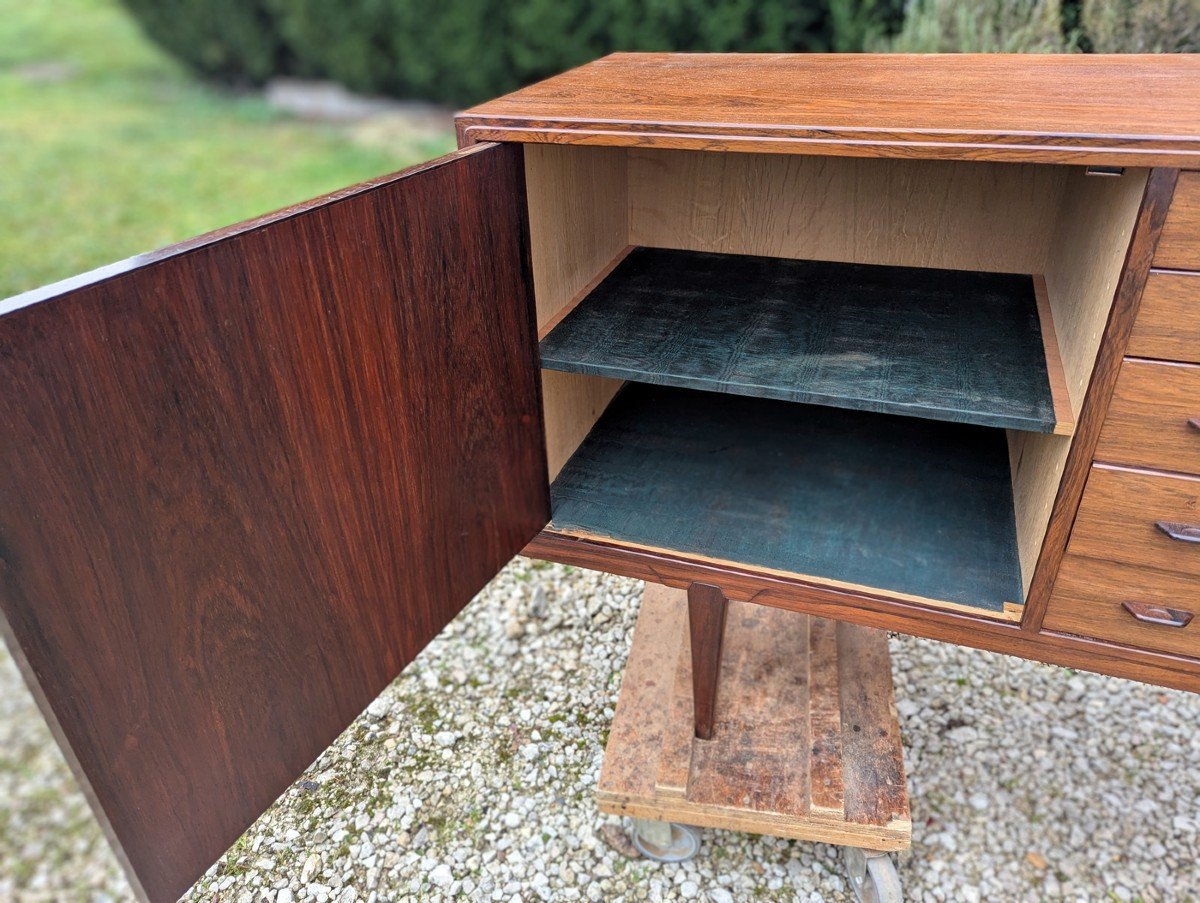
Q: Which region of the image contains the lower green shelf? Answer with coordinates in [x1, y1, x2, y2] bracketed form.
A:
[549, 384, 1023, 612]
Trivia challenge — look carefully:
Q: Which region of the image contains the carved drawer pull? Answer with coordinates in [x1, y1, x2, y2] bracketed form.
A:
[1189, 418, 1200, 431]
[1155, 521, 1200, 543]
[1122, 600, 1195, 628]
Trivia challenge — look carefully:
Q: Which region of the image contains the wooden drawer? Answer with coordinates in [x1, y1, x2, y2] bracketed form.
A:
[1156, 171, 1200, 271]
[1094, 359, 1200, 474]
[1067, 465, 1200, 577]
[1127, 271, 1200, 362]
[1045, 554, 1200, 659]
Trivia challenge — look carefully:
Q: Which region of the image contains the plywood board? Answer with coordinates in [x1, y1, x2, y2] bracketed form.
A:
[542, 247, 1067, 434]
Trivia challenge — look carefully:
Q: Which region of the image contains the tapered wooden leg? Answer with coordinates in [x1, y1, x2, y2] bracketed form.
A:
[687, 582, 728, 740]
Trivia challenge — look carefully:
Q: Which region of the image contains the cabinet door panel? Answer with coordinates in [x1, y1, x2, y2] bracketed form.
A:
[0, 142, 547, 902]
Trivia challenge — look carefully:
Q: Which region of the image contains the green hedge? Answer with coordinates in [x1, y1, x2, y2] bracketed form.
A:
[115, 0, 1200, 111]
[280, 0, 838, 105]
[119, 1, 905, 106]
[119, 0, 291, 85]
[876, 0, 1200, 52]
[273, 0, 515, 107]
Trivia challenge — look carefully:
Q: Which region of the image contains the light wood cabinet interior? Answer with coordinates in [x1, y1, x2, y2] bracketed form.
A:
[525, 144, 1146, 613]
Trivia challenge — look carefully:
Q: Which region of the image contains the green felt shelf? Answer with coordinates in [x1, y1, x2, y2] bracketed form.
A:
[540, 247, 1066, 434]
[549, 384, 1023, 612]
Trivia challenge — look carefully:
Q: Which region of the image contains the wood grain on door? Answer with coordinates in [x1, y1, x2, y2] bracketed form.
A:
[0, 143, 547, 902]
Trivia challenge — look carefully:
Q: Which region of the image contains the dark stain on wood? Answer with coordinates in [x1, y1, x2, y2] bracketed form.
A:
[837, 621, 908, 826]
[549, 384, 1022, 611]
[0, 143, 547, 902]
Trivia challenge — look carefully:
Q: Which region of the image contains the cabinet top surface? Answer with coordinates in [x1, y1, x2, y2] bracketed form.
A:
[458, 53, 1200, 165]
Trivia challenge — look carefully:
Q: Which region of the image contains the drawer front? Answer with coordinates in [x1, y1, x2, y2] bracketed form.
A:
[1045, 554, 1200, 659]
[1094, 359, 1200, 474]
[1156, 171, 1200, 271]
[1127, 271, 1200, 363]
[1067, 465, 1200, 577]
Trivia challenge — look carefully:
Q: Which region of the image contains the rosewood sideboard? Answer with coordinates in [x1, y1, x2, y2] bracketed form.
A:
[2, 54, 1199, 901]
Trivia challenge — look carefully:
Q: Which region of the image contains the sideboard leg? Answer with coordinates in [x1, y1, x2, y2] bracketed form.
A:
[687, 582, 728, 740]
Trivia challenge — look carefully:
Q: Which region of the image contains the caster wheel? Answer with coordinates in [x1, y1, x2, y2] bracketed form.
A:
[630, 820, 702, 863]
[842, 847, 902, 903]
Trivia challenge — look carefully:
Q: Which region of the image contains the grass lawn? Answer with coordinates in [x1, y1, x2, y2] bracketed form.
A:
[0, 0, 455, 298]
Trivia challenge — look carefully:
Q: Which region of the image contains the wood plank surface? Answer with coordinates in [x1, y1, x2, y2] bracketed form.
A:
[837, 622, 908, 826]
[808, 618, 846, 819]
[540, 247, 1064, 433]
[459, 53, 1200, 166]
[1156, 172, 1200, 271]
[1127, 270, 1200, 362]
[597, 586, 910, 850]
[549, 384, 1022, 612]
[596, 583, 684, 801]
[1094, 359, 1200, 474]
[657, 625, 697, 800]
[0, 143, 547, 902]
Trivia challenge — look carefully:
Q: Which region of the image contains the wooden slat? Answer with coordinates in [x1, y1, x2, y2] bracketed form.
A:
[0, 143, 547, 903]
[536, 246, 632, 340]
[656, 618, 697, 800]
[459, 54, 1200, 166]
[838, 622, 908, 826]
[541, 248, 1065, 434]
[1033, 275, 1075, 436]
[808, 618, 845, 819]
[549, 384, 1022, 612]
[596, 583, 685, 801]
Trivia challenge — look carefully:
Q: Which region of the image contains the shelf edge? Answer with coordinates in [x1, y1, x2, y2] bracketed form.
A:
[541, 525, 1024, 621]
[1034, 274, 1077, 437]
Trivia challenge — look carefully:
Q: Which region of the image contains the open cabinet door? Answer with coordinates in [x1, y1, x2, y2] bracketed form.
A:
[0, 142, 548, 902]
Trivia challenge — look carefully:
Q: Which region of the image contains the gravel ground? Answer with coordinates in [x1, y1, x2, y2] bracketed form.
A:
[1, 559, 1198, 902]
